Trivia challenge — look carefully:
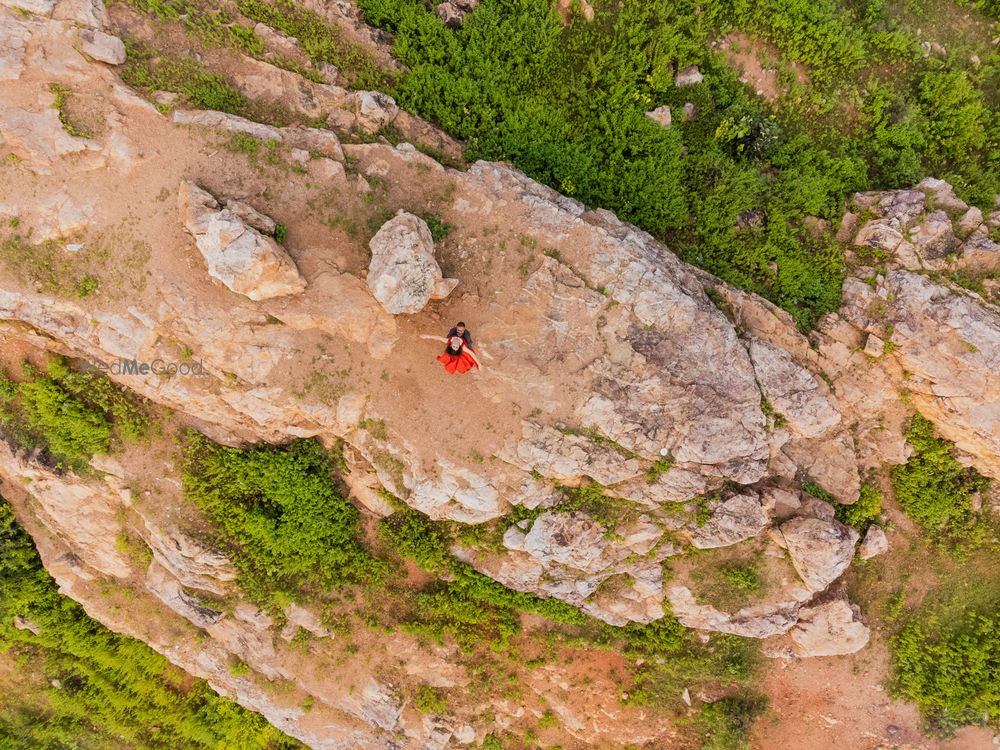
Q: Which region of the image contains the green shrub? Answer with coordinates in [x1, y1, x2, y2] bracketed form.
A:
[0, 499, 303, 749]
[891, 415, 991, 543]
[182, 434, 386, 604]
[0, 357, 147, 472]
[836, 482, 883, 531]
[413, 685, 448, 714]
[121, 38, 247, 113]
[694, 691, 769, 750]
[892, 609, 1000, 734]
[917, 70, 990, 167]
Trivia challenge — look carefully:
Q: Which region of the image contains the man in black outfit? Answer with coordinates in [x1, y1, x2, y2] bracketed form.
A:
[447, 321, 473, 349]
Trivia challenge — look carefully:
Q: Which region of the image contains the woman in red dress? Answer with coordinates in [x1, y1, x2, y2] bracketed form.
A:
[423, 334, 482, 374]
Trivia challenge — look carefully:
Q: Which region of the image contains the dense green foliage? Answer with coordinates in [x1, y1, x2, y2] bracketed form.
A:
[182, 434, 386, 604]
[0, 499, 301, 750]
[892, 609, 1000, 734]
[349, 0, 999, 326]
[891, 414, 991, 543]
[836, 481, 883, 531]
[0, 357, 147, 473]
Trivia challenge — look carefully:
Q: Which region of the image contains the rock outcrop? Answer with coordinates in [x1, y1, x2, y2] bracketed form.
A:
[366, 210, 458, 314]
[177, 181, 306, 300]
[4, 4, 1000, 747]
[779, 517, 859, 592]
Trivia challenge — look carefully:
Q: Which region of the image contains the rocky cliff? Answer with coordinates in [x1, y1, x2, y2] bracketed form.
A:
[1, 1, 999, 748]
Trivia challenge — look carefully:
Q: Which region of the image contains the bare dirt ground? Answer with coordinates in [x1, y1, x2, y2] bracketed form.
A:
[718, 32, 808, 103]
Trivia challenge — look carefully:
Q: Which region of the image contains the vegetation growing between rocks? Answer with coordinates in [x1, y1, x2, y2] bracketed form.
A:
[0, 499, 302, 750]
[0, 356, 148, 473]
[351, 0, 998, 327]
[181, 433, 387, 605]
[891, 414, 992, 545]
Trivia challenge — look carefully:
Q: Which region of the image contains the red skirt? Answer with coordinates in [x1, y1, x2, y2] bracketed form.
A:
[437, 349, 478, 374]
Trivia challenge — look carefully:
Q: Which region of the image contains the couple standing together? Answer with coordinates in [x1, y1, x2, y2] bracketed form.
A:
[426, 321, 480, 374]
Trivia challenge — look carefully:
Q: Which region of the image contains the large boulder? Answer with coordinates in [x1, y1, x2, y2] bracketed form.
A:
[780, 517, 858, 592]
[177, 181, 306, 300]
[689, 494, 769, 549]
[783, 598, 870, 657]
[367, 210, 457, 314]
[858, 524, 888, 560]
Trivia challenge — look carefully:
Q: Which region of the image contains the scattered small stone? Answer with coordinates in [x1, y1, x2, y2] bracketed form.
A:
[675, 64, 703, 86]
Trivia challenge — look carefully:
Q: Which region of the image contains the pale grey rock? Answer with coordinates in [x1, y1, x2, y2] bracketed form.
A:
[501, 421, 642, 486]
[177, 181, 306, 300]
[645, 105, 671, 128]
[838, 268, 1000, 478]
[780, 517, 859, 592]
[53, 0, 109, 27]
[354, 90, 399, 133]
[780, 598, 870, 657]
[145, 561, 224, 628]
[0, 14, 31, 81]
[223, 197, 276, 235]
[666, 585, 800, 638]
[0, 443, 130, 579]
[689, 494, 769, 549]
[280, 125, 344, 161]
[172, 109, 282, 142]
[2, 0, 55, 14]
[281, 603, 332, 640]
[13, 615, 41, 635]
[367, 210, 457, 314]
[436, 1, 464, 27]
[909, 209, 959, 263]
[252, 21, 299, 57]
[749, 337, 840, 437]
[917, 176, 969, 214]
[864, 332, 885, 357]
[505, 511, 609, 574]
[142, 521, 237, 595]
[858, 524, 888, 560]
[675, 65, 703, 86]
[234, 603, 273, 630]
[782, 430, 861, 503]
[77, 28, 125, 64]
[33, 190, 93, 240]
[0, 103, 99, 174]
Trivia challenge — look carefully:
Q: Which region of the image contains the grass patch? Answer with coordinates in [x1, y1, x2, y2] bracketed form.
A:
[235, 0, 390, 89]
[835, 481, 883, 532]
[121, 38, 247, 113]
[48, 84, 92, 139]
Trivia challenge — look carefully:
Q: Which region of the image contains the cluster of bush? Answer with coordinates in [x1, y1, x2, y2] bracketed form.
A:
[0, 500, 301, 750]
[0, 356, 147, 474]
[351, 0, 997, 327]
[887, 414, 998, 735]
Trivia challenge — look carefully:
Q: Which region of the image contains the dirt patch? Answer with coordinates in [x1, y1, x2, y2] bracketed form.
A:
[718, 32, 809, 103]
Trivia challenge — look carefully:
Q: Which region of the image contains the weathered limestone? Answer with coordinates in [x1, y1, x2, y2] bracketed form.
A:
[366, 210, 457, 314]
[177, 181, 307, 300]
[858, 524, 889, 560]
[689, 494, 769, 549]
[780, 517, 859, 592]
